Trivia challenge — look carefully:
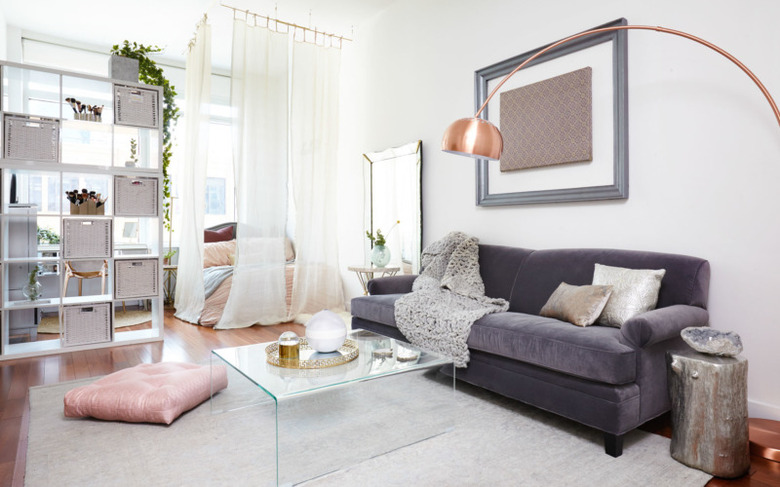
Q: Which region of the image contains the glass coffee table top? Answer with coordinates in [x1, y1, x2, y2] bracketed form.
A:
[211, 329, 453, 401]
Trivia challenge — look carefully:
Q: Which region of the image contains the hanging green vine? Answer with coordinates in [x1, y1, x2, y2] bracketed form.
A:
[110, 41, 180, 232]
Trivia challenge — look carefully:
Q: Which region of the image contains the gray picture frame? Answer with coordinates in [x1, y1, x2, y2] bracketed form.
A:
[475, 18, 629, 206]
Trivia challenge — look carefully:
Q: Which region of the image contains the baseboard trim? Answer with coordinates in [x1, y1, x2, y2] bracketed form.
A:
[749, 399, 780, 420]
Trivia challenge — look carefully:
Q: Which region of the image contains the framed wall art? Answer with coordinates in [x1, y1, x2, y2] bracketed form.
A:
[475, 18, 628, 206]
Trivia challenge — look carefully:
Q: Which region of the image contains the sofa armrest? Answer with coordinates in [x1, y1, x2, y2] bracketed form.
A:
[620, 305, 709, 349]
[367, 275, 417, 295]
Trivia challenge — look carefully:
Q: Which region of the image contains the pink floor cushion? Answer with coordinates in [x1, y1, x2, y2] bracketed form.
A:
[64, 362, 228, 425]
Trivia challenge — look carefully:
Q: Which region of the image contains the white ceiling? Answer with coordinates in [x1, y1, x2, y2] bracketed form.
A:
[1, 0, 394, 69]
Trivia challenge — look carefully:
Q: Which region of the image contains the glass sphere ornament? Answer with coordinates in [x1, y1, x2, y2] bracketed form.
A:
[305, 310, 347, 353]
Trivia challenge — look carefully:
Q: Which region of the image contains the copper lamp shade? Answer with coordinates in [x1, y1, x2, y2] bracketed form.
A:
[441, 117, 503, 161]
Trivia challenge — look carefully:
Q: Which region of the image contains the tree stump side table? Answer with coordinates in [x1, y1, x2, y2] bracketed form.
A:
[667, 349, 750, 478]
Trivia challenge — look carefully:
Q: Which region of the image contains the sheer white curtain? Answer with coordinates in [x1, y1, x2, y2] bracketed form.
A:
[288, 42, 345, 317]
[174, 21, 211, 323]
[217, 19, 289, 328]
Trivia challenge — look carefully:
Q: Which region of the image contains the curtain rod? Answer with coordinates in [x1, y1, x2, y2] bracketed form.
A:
[219, 3, 353, 48]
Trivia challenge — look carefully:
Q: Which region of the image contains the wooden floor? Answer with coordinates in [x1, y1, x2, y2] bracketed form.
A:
[1, 309, 778, 487]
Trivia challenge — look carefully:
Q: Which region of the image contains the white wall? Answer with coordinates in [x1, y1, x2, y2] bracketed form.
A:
[0, 9, 6, 59]
[5, 25, 22, 62]
[340, 0, 780, 419]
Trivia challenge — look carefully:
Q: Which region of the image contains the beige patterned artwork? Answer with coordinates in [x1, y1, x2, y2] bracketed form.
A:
[499, 66, 593, 172]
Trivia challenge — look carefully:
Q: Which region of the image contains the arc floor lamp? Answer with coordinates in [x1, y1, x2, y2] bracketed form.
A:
[441, 23, 780, 160]
[441, 22, 780, 463]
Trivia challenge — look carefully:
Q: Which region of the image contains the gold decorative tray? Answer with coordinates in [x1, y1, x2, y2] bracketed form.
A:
[266, 338, 359, 369]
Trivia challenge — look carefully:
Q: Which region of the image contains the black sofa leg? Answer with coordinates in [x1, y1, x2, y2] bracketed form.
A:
[604, 433, 624, 457]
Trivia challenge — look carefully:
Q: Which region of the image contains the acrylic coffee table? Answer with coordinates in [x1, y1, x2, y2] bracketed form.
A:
[211, 329, 456, 486]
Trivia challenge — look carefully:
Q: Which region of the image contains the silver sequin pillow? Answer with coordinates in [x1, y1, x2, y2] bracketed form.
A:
[593, 264, 666, 328]
[540, 282, 614, 327]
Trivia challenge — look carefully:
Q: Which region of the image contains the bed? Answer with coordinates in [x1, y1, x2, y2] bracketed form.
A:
[198, 223, 295, 327]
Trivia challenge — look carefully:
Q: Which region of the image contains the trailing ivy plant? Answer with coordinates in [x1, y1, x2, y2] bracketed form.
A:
[110, 41, 180, 232]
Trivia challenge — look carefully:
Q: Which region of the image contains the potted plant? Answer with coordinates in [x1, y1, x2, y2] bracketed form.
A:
[164, 249, 178, 266]
[126, 138, 139, 167]
[37, 227, 60, 244]
[22, 265, 42, 301]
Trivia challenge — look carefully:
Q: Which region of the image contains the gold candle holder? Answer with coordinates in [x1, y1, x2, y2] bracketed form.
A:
[278, 331, 300, 362]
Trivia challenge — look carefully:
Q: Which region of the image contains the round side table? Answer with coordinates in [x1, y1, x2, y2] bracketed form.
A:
[348, 265, 400, 295]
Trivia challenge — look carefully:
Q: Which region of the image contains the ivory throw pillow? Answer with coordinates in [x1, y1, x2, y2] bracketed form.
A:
[203, 240, 236, 268]
[540, 282, 614, 327]
[593, 264, 666, 328]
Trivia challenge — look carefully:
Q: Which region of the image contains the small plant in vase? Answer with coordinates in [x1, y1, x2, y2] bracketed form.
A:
[22, 265, 42, 301]
[163, 249, 178, 265]
[366, 220, 399, 268]
[126, 138, 139, 167]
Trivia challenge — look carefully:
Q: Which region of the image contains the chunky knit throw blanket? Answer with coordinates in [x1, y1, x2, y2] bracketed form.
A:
[395, 232, 509, 367]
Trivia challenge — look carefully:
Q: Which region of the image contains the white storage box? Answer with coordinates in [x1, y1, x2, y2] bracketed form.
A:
[63, 218, 112, 259]
[115, 258, 158, 299]
[114, 176, 158, 216]
[114, 84, 159, 128]
[62, 303, 112, 347]
[4, 114, 59, 162]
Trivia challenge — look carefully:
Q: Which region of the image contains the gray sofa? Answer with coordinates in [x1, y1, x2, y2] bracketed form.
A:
[350, 244, 710, 457]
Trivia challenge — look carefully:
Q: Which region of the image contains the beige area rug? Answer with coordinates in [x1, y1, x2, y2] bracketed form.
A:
[37, 310, 152, 334]
[25, 368, 712, 487]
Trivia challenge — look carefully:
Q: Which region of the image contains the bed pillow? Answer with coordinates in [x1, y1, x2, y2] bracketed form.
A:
[63, 362, 228, 425]
[285, 237, 295, 262]
[540, 282, 614, 327]
[204, 225, 234, 243]
[204, 237, 293, 266]
[204, 240, 236, 268]
[593, 263, 666, 328]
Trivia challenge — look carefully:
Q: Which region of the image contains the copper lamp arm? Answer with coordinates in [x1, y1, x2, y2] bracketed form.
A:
[474, 25, 780, 128]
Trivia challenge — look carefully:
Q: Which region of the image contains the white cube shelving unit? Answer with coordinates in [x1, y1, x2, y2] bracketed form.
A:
[0, 60, 164, 360]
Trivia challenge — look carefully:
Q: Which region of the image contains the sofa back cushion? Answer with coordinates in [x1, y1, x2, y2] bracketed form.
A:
[508, 248, 710, 315]
[478, 244, 535, 301]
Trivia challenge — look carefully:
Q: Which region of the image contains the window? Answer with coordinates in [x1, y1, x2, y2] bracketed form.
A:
[205, 177, 226, 215]
[28, 175, 42, 209]
[9, 171, 59, 213]
[202, 120, 235, 229]
[46, 176, 59, 213]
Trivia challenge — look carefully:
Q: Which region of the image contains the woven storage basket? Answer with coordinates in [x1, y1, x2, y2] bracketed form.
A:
[62, 303, 112, 347]
[115, 259, 158, 299]
[63, 218, 112, 259]
[114, 85, 159, 128]
[114, 176, 158, 216]
[4, 114, 59, 162]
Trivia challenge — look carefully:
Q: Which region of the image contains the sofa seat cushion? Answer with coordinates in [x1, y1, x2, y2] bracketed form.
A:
[351, 294, 405, 327]
[467, 312, 637, 385]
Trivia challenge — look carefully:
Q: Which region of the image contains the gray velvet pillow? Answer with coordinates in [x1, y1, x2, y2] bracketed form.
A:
[539, 282, 614, 327]
[592, 264, 666, 328]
